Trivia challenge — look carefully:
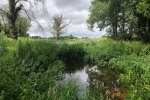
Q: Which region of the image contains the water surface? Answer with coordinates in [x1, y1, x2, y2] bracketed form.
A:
[62, 62, 126, 100]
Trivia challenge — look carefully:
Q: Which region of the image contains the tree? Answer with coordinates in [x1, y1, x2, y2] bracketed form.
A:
[47, 15, 70, 40]
[132, 0, 150, 43]
[86, 1, 108, 31]
[16, 16, 31, 37]
[0, 15, 31, 37]
[87, 0, 124, 39]
[0, 0, 46, 40]
[87, 0, 150, 41]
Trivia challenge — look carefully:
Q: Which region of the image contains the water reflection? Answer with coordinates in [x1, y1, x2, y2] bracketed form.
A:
[62, 62, 126, 100]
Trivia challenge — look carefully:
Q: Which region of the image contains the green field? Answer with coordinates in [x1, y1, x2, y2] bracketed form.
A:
[0, 33, 150, 100]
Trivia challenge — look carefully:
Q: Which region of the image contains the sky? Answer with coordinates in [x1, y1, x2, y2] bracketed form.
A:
[0, 0, 106, 38]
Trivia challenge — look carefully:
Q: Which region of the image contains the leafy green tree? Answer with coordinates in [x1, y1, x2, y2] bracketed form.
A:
[16, 16, 31, 37]
[87, 0, 128, 39]
[87, 0, 150, 43]
[86, 1, 109, 35]
[132, 0, 150, 43]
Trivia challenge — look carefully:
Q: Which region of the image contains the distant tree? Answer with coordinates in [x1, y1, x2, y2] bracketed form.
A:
[0, 0, 46, 40]
[16, 16, 31, 37]
[47, 15, 70, 40]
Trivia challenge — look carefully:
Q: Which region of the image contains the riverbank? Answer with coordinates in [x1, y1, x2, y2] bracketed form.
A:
[0, 35, 150, 100]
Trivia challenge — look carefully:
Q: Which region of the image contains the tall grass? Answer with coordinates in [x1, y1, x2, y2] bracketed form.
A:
[84, 39, 145, 64]
[0, 38, 87, 100]
[1, 37, 150, 99]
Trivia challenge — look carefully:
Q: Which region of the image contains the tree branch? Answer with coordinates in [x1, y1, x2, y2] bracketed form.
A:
[61, 20, 71, 29]
[21, 8, 32, 21]
[0, 9, 6, 14]
[15, 0, 27, 5]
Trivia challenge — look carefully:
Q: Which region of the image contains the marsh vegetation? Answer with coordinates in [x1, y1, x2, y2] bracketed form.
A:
[0, 33, 150, 100]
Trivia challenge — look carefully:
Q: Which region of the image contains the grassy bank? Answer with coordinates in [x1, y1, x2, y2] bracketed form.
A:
[0, 34, 150, 100]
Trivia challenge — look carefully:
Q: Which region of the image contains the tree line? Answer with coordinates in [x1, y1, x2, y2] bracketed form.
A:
[87, 0, 150, 43]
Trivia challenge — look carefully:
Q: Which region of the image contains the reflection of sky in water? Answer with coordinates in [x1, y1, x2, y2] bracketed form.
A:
[63, 67, 88, 96]
[61, 63, 125, 99]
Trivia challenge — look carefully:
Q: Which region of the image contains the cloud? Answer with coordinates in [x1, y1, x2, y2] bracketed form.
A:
[0, 0, 106, 38]
[53, 0, 90, 11]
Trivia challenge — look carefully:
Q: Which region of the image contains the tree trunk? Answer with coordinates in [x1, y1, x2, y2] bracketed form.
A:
[146, 19, 150, 43]
[122, 11, 125, 35]
[112, 23, 116, 39]
[56, 31, 60, 40]
[114, 21, 118, 40]
[7, 0, 18, 40]
[112, 22, 117, 40]
[9, 19, 18, 40]
[137, 15, 148, 43]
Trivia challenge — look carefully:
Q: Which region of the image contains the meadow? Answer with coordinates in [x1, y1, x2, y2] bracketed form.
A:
[0, 32, 150, 100]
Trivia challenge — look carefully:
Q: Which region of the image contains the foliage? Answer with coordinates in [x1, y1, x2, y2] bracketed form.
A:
[0, 31, 6, 56]
[0, 0, 46, 40]
[87, 0, 108, 31]
[87, 0, 150, 43]
[59, 34, 78, 39]
[16, 16, 31, 37]
[0, 16, 30, 37]
[0, 38, 83, 100]
[58, 43, 85, 62]
[84, 39, 141, 64]
[15, 40, 60, 72]
[1, 37, 150, 99]
[109, 55, 150, 100]
[137, 0, 150, 19]
[83, 38, 150, 99]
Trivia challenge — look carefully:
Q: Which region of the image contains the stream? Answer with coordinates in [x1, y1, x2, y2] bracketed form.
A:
[61, 62, 126, 100]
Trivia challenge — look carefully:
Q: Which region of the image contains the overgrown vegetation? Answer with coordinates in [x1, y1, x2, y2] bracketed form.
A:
[0, 35, 150, 99]
[84, 39, 150, 100]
